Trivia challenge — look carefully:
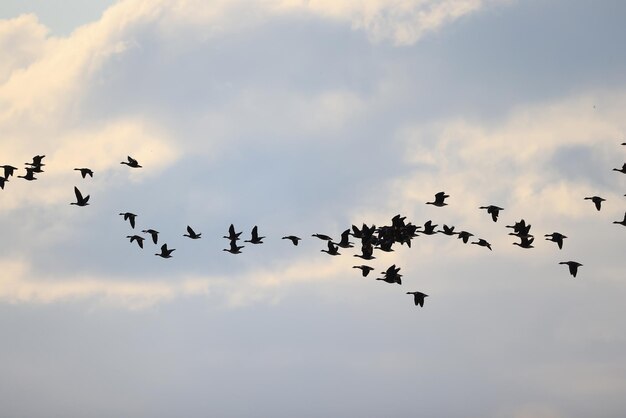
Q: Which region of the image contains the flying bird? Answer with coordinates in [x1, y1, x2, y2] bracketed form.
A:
[0, 165, 18, 179]
[155, 243, 175, 258]
[406, 291, 428, 307]
[613, 163, 626, 174]
[321, 241, 340, 256]
[127, 235, 145, 249]
[142, 229, 159, 244]
[223, 240, 244, 254]
[354, 243, 375, 260]
[584, 196, 605, 211]
[334, 229, 354, 248]
[613, 212, 626, 227]
[512, 235, 534, 249]
[479, 205, 504, 222]
[353, 265, 374, 277]
[70, 186, 90, 206]
[282, 235, 302, 246]
[119, 212, 137, 229]
[438, 224, 457, 236]
[471, 238, 492, 251]
[312, 233, 333, 241]
[74, 168, 94, 178]
[422, 220, 438, 235]
[17, 167, 37, 181]
[559, 261, 582, 277]
[0, 177, 5, 190]
[223, 224, 242, 241]
[244, 226, 265, 244]
[545, 232, 567, 249]
[120, 156, 142, 168]
[426, 191, 450, 207]
[457, 231, 474, 244]
[183, 225, 202, 239]
[26, 155, 45, 167]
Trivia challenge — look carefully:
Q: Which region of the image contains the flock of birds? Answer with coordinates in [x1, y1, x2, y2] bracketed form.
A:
[2, 146, 626, 308]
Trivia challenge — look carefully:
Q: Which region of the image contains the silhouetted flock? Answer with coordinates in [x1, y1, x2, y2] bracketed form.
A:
[2, 145, 626, 308]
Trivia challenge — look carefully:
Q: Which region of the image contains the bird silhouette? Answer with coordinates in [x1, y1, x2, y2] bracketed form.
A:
[353, 265, 374, 277]
[479, 205, 504, 222]
[438, 224, 457, 235]
[471, 238, 492, 250]
[70, 186, 90, 206]
[244, 226, 265, 244]
[512, 235, 534, 249]
[17, 167, 37, 181]
[422, 220, 438, 235]
[282, 235, 301, 246]
[457, 231, 474, 244]
[183, 225, 201, 239]
[142, 229, 159, 244]
[120, 156, 142, 168]
[584, 196, 605, 211]
[119, 212, 137, 229]
[223, 240, 244, 254]
[74, 168, 94, 178]
[545, 232, 567, 249]
[0, 177, 5, 190]
[613, 163, 626, 174]
[321, 240, 340, 256]
[127, 235, 145, 249]
[312, 233, 332, 241]
[155, 243, 175, 258]
[377, 264, 402, 284]
[0, 165, 18, 179]
[559, 261, 582, 277]
[354, 243, 376, 260]
[406, 291, 428, 307]
[613, 212, 626, 227]
[426, 191, 449, 207]
[223, 224, 242, 241]
[334, 229, 354, 248]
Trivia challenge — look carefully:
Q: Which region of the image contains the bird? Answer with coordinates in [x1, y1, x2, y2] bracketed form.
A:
[438, 224, 457, 235]
[74, 168, 94, 178]
[223, 224, 242, 241]
[334, 229, 354, 248]
[471, 238, 492, 250]
[70, 186, 90, 206]
[312, 233, 332, 241]
[613, 212, 626, 227]
[426, 191, 449, 207]
[353, 265, 374, 277]
[244, 226, 265, 244]
[120, 156, 142, 168]
[457, 231, 474, 244]
[545, 232, 567, 249]
[142, 229, 159, 244]
[223, 240, 244, 254]
[512, 235, 534, 249]
[584, 196, 605, 211]
[17, 167, 37, 181]
[321, 240, 340, 256]
[354, 243, 375, 260]
[613, 163, 626, 174]
[119, 212, 137, 229]
[26, 155, 45, 167]
[0, 165, 18, 179]
[377, 264, 402, 285]
[406, 291, 428, 307]
[0, 177, 5, 190]
[422, 220, 438, 235]
[282, 235, 301, 246]
[559, 261, 582, 277]
[183, 225, 201, 239]
[127, 235, 145, 249]
[479, 205, 504, 222]
[155, 243, 175, 258]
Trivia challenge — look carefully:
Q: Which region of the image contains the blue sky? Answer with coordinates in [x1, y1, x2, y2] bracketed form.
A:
[1, 1, 626, 416]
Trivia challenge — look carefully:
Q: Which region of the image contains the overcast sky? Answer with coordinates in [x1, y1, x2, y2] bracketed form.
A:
[1, 1, 626, 416]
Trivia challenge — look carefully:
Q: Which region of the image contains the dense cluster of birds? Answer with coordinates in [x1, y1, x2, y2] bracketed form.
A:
[2, 144, 626, 308]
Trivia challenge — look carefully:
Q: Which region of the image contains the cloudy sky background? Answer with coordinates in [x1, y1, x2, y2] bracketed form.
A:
[1, 0, 626, 416]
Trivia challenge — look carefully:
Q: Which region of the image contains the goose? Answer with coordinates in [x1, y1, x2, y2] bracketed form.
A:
[353, 265, 374, 277]
[613, 212, 626, 227]
[312, 233, 332, 241]
[155, 243, 175, 258]
[142, 229, 159, 244]
[223, 224, 242, 241]
[422, 220, 438, 235]
[584, 196, 605, 211]
[26, 155, 45, 167]
[457, 231, 474, 244]
[321, 241, 340, 256]
[17, 167, 37, 181]
[223, 240, 244, 254]
[377, 265, 402, 285]
[119, 212, 137, 229]
[512, 235, 534, 249]
[354, 243, 376, 260]
[545, 232, 567, 249]
[559, 261, 582, 277]
[406, 291, 428, 307]
[74, 168, 94, 178]
[0, 177, 5, 190]
[471, 238, 492, 250]
[244, 226, 265, 244]
[479, 205, 504, 222]
[127, 235, 145, 249]
[426, 191, 449, 207]
[70, 186, 90, 206]
[334, 229, 354, 248]
[120, 156, 142, 168]
[0, 165, 18, 179]
[613, 163, 626, 174]
[282, 235, 301, 246]
[183, 225, 201, 239]
[438, 224, 457, 235]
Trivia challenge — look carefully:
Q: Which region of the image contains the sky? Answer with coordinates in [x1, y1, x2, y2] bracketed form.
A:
[1, 0, 626, 416]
